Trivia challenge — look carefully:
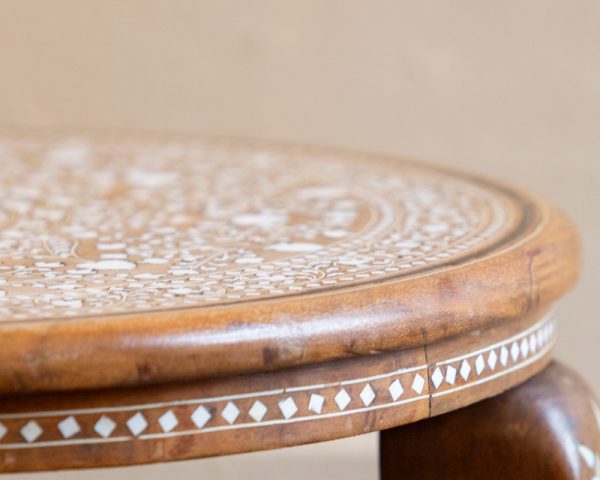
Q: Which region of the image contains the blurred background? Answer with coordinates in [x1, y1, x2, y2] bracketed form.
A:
[0, 1, 598, 478]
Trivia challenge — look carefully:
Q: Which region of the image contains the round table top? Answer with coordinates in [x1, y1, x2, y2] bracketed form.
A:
[0, 128, 580, 394]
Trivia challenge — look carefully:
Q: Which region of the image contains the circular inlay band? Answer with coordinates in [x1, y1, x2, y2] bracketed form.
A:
[0, 308, 556, 472]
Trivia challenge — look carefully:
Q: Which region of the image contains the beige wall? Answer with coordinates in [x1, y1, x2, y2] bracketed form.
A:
[1, 1, 598, 478]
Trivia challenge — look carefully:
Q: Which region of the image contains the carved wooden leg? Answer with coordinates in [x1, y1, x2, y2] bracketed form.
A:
[380, 362, 600, 479]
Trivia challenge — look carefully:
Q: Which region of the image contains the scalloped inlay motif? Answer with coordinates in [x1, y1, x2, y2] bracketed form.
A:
[0, 131, 519, 321]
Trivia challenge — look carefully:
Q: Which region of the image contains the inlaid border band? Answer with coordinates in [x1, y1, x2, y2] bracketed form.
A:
[0, 311, 556, 451]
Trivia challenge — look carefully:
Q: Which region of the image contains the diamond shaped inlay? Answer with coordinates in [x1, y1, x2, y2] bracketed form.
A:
[411, 374, 425, 394]
[158, 410, 179, 433]
[537, 330, 544, 348]
[94, 415, 116, 438]
[529, 334, 537, 353]
[335, 389, 352, 410]
[191, 405, 211, 429]
[58, 416, 81, 439]
[279, 397, 298, 419]
[0, 320, 558, 449]
[388, 379, 404, 401]
[500, 346, 509, 366]
[445, 365, 457, 385]
[221, 402, 240, 424]
[431, 367, 444, 389]
[475, 354, 485, 375]
[537, 330, 546, 348]
[249, 400, 268, 422]
[542, 326, 549, 344]
[309, 393, 325, 414]
[511, 342, 520, 362]
[520, 338, 529, 358]
[20, 420, 43, 443]
[487, 350, 498, 371]
[127, 412, 148, 436]
[360, 384, 376, 406]
[460, 360, 471, 381]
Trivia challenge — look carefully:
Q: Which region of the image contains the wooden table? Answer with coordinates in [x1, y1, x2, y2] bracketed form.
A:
[0, 128, 593, 478]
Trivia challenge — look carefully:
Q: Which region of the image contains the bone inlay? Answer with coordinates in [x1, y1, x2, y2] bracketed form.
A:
[0, 130, 522, 322]
[0, 311, 556, 450]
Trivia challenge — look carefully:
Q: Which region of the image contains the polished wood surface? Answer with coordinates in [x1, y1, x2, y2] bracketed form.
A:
[380, 362, 600, 479]
[0, 128, 580, 394]
[0, 128, 582, 473]
[0, 308, 555, 472]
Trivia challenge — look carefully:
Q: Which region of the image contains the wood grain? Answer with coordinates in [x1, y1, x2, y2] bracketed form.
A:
[380, 362, 600, 479]
[0, 128, 581, 394]
[0, 307, 555, 472]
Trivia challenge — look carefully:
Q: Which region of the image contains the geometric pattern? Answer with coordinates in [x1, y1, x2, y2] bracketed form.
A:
[334, 390, 352, 411]
[158, 410, 178, 433]
[0, 312, 556, 450]
[248, 401, 268, 422]
[57, 416, 81, 439]
[430, 315, 556, 398]
[19, 421, 42, 443]
[94, 416, 116, 439]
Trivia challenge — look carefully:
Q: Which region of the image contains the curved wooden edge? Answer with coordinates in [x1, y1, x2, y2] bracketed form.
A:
[380, 362, 599, 479]
[0, 200, 580, 394]
[0, 308, 556, 472]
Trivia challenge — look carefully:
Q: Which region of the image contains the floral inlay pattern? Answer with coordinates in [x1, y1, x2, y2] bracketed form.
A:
[0, 131, 518, 321]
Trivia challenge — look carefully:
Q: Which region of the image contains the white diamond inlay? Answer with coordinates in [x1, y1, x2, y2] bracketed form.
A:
[542, 326, 548, 344]
[249, 400, 268, 422]
[511, 342, 520, 362]
[279, 397, 298, 419]
[94, 415, 116, 438]
[445, 365, 457, 385]
[537, 330, 544, 348]
[20, 420, 43, 443]
[335, 389, 352, 410]
[388, 379, 404, 401]
[431, 367, 444, 389]
[58, 416, 81, 439]
[0, 319, 557, 447]
[460, 360, 471, 381]
[191, 405, 211, 428]
[529, 334, 537, 353]
[308, 393, 325, 414]
[411, 373, 425, 394]
[126, 412, 148, 436]
[520, 338, 529, 358]
[487, 350, 498, 371]
[500, 346, 509, 366]
[158, 410, 179, 433]
[360, 384, 376, 406]
[221, 402, 240, 424]
[475, 354, 485, 375]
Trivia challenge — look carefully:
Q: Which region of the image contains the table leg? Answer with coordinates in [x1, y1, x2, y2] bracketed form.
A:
[380, 362, 599, 479]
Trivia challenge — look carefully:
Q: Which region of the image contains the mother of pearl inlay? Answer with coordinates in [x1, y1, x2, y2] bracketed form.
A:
[0, 131, 520, 322]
